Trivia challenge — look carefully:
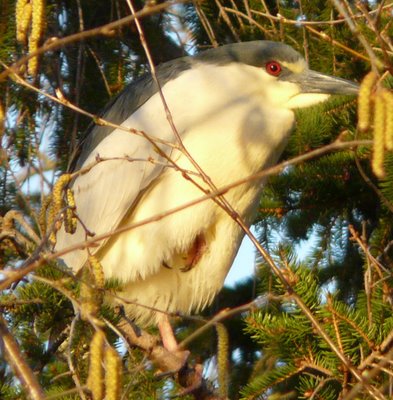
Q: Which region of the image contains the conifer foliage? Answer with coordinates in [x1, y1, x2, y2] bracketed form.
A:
[0, 0, 393, 399]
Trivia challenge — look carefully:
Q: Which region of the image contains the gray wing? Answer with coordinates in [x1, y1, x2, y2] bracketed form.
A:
[55, 63, 191, 271]
[55, 127, 172, 272]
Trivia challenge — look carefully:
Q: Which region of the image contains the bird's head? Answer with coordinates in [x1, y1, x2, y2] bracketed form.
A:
[195, 41, 359, 110]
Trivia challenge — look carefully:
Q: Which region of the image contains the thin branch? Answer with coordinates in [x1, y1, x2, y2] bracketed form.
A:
[305, 25, 370, 62]
[0, 139, 372, 291]
[192, 1, 219, 47]
[331, 0, 382, 69]
[221, 7, 273, 36]
[0, 314, 45, 400]
[354, 154, 393, 214]
[66, 316, 87, 400]
[1, 64, 178, 150]
[251, 3, 393, 26]
[214, 0, 241, 41]
[179, 295, 272, 349]
[343, 347, 393, 400]
[0, 0, 192, 82]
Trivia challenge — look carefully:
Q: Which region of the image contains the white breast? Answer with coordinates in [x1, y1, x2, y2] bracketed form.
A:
[57, 62, 296, 324]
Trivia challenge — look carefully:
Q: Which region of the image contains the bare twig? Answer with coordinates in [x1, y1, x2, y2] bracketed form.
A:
[0, 139, 372, 291]
[305, 25, 370, 62]
[192, 1, 219, 47]
[66, 316, 87, 400]
[214, 0, 241, 41]
[1, 63, 177, 150]
[331, 0, 382, 69]
[0, 0, 192, 82]
[221, 7, 273, 36]
[0, 314, 45, 400]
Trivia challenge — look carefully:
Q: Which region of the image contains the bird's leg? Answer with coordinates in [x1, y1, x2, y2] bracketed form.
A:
[158, 315, 179, 352]
[157, 315, 190, 372]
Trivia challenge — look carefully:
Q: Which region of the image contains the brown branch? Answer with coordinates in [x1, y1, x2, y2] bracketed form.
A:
[0, 0, 192, 82]
[0, 314, 45, 400]
[3, 67, 177, 150]
[0, 139, 372, 292]
[232, 220, 386, 400]
[343, 347, 393, 400]
[331, 0, 382, 69]
[192, 1, 219, 47]
[305, 25, 370, 62]
[354, 154, 393, 214]
[251, 3, 393, 26]
[221, 6, 273, 36]
[349, 225, 390, 278]
[66, 316, 87, 400]
[117, 316, 220, 399]
[215, 0, 241, 41]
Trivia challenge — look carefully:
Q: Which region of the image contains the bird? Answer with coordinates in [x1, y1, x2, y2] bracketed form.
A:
[55, 40, 358, 351]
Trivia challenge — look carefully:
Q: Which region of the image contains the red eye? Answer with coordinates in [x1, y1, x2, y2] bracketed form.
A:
[266, 61, 282, 76]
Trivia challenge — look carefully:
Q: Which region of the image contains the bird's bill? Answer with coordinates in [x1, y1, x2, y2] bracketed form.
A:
[297, 69, 359, 95]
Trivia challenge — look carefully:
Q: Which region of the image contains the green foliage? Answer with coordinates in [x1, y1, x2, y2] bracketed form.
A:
[1, 0, 393, 398]
[242, 249, 393, 399]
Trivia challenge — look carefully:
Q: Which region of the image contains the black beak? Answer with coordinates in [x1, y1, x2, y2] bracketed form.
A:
[296, 69, 359, 95]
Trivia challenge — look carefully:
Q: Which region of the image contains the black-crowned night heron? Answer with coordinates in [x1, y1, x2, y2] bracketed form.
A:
[56, 41, 358, 351]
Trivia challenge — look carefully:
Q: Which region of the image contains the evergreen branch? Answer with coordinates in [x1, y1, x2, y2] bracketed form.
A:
[328, 296, 346, 356]
[343, 347, 393, 400]
[0, 0, 192, 82]
[331, 0, 382, 69]
[354, 154, 393, 214]
[327, 300, 375, 351]
[349, 224, 392, 299]
[239, 224, 386, 399]
[0, 314, 45, 400]
[309, 377, 343, 400]
[242, 363, 305, 399]
[359, 329, 393, 371]
[251, 3, 393, 26]
[192, 1, 219, 47]
[304, 25, 369, 62]
[221, 7, 276, 37]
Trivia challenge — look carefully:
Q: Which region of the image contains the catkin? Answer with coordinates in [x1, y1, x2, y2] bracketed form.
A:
[89, 255, 105, 289]
[104, 346, 122, 400]
[15, 0, 30, 43]
[0, 100, 5, 138]
[48, 174, 72, 245]
[372, 90, 386, 178]
[52, 174, 71, 214]
[48, 174, 71, 245]
[80, 266, 99, 320]
[28, 0, 45, 76]
[382, 89, 393, 151]
[358, 71, 378, 131]
[38, 194, 52, 236]
[87, 330, 105, 400]
[216, 323, 229, 399]
[64, 188, 77, 234]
